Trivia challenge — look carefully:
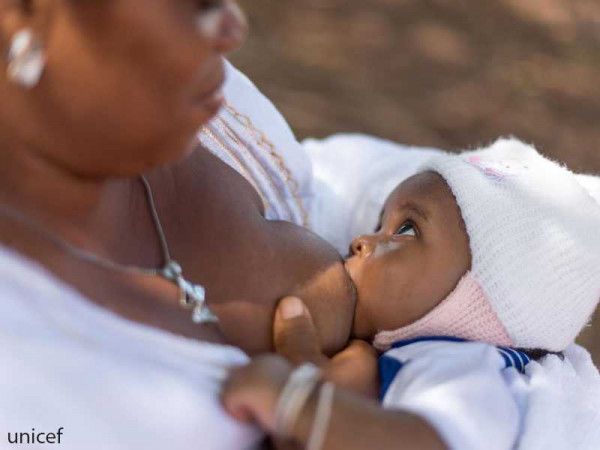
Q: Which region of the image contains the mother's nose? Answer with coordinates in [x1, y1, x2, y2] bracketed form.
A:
[214, 1, 248, 53]
[350, 234, 377, 258]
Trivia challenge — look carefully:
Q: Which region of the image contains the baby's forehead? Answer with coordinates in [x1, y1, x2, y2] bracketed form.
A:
[387, 171, 454, 206]
[383, 171, 468, 236]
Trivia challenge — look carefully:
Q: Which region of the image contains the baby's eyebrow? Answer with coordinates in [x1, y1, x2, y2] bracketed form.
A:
[401, 202, 429, 222]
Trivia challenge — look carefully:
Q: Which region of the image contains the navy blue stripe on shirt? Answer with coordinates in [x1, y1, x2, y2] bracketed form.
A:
[391, 337, 530, 373]
[379, 337, 533, 399]
[390, 336, 468, 349]
[498, 347, 530, 373]
[501, 348, 522, 371]
[378, 355, 405, 401]
[497, 349, 512, 368]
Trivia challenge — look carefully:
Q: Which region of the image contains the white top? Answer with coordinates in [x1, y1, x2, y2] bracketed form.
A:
[0, 60, 313, 450]
[0, 246, 261, 450]
[0, 59, 319, 450]
[198, 61, 313, 227]
[380, 338, 600, 450]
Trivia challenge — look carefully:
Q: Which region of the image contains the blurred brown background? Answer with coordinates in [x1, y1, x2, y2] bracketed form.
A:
[230, 0, 600, 362]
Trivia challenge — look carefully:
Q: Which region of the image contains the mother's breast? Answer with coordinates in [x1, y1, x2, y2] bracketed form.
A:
[151, 147, 354, 355]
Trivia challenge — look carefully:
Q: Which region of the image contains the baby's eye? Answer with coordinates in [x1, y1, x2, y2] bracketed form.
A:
[395, 222, 416, 237]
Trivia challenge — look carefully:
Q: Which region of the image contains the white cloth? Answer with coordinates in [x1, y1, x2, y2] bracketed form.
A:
[304, 133, 443, 254]
[518, 345, 600, 450]
[0, 246, 261, 450]
[380, 338, 600, 450]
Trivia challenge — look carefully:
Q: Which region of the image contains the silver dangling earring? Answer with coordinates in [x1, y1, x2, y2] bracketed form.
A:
[6, 28, 46, 89]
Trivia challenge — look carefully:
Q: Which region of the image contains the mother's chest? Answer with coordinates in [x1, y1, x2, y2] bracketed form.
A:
[154, 149, 275, 297]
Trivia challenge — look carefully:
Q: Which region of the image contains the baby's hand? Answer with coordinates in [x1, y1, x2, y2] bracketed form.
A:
[273, 296, 379, 398]
[221, 354, 293, 433]
[328, 340, 379, 398]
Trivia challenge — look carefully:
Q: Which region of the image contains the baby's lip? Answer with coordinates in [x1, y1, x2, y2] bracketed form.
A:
[345, 262, 358, 294]
[343, 257, 360, 297]
[343, 259, 364, 340]
[343, 258, 351, 276]
[343, 256, 356, 277]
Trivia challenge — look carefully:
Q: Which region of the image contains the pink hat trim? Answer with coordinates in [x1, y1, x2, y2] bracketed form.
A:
[373, 272, 514, 351]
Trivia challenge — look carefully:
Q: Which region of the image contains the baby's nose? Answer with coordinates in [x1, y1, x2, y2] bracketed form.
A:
[350, 234, 376, 258]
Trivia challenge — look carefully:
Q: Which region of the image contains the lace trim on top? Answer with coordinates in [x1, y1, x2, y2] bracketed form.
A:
[198, 102, 309, 226]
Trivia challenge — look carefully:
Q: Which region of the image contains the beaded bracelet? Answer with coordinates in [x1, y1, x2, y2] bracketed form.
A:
[274, 363, 322, 440]
[306, 381, 336, 450]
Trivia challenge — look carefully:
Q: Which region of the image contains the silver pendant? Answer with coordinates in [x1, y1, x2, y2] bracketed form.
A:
[161, 260, 218, 324]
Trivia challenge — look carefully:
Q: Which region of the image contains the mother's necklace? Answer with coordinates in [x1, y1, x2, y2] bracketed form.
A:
[0, 175, 218, 325]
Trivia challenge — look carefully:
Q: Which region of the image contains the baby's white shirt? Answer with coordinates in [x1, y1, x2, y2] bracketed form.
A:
[379, 337, 600, 450]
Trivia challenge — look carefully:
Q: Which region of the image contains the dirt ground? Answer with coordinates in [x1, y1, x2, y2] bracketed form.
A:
[230, 0, 600, 362]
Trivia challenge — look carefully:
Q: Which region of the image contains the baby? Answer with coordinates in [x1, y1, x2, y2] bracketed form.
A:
[223, 138, 600, 450]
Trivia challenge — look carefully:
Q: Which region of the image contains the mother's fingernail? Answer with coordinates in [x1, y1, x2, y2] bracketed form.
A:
[279, 296, 304, 319]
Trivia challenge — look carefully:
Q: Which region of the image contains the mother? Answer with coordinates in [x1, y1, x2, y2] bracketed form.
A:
[0, 1, 359, 448]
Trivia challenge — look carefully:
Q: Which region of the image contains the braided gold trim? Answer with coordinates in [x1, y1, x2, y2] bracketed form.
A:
[223, 102, 309, 227]
[200, 124, 270, 213]
[214, 117, 293, 220]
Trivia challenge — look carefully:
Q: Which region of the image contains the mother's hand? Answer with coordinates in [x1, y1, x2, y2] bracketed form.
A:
[273, 296, 379, 398]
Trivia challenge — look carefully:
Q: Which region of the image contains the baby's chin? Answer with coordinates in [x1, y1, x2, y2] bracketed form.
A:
[350, 300, 376, 343]
[343, 260, 375, 343]
[347, 282, 366, 341]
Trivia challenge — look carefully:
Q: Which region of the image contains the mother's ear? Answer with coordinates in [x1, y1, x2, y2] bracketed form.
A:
[0, 0, 55, 88]
[0, 0, 55, 44]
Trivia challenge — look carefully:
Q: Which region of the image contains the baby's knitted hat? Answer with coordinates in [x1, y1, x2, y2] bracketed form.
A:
[374, 138, 600, 352]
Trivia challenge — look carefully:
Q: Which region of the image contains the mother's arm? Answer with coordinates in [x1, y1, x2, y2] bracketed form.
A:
[221, 297, 446, 450]
[224, 355, 444, 450]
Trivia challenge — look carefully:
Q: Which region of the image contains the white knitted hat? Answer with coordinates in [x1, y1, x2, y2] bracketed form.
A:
[375, 138, 600, 352]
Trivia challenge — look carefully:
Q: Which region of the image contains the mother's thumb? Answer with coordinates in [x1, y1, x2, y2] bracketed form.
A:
[273, 296, 325, 366]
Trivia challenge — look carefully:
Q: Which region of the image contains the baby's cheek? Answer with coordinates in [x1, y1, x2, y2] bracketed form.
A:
[361, 264, 417, 331]
[359, 259, 398, 302]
